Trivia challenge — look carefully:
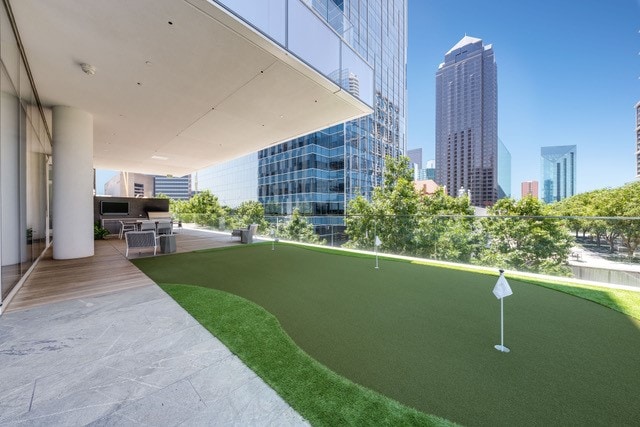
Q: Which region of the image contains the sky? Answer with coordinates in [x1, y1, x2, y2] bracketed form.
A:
[407, 0, 640, 197]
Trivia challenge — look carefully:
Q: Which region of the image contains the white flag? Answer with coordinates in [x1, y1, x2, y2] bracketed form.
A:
[375, 236, 382, 247]
[493, 274, 513, 299]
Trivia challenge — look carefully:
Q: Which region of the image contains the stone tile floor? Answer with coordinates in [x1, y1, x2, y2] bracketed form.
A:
[0, 285, 308, 426]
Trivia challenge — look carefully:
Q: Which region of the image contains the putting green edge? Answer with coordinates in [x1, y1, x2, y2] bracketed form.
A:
[160, 283, 457, 427]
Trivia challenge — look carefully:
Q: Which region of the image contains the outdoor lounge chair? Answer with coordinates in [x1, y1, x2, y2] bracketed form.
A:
[232, 224, 258, 244]
[125, 230, 157, 257]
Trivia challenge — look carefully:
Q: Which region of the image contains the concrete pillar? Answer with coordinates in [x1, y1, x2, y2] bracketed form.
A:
[52, 106, 94, 259]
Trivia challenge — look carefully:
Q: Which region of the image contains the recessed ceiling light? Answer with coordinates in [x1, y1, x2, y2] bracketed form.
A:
[151, 155, 168, 160]
[80, 63, 96, 75]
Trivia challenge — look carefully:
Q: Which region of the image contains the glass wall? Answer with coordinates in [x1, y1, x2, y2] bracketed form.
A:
[1, 3, 52, 306]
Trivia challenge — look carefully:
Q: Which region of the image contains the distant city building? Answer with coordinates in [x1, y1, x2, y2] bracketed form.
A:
[193, 153, 259, 208]
[521, 181, 539, 199]
[154, 175, 191, 200]
[414, 180, 439, 196]
[105, 172, 191, 199]
[407, 148, 423, 170]
[497, 139, 511, 199]
[419, 159, 436, 181]
[540, 145, 577, 203]
[636, 101, 640, 178]
[104, 172, 154, 198]
[435, 36, 498, 207]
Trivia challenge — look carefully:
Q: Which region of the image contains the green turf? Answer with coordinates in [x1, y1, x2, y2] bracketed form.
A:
[160, 283, 453, 426]
[133, 243, 640, 426]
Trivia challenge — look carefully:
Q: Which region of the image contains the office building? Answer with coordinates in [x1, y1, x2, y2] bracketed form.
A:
[636, 101, 640, 178]
[418, 160, 436, 181]
[497, 139, 511, 198]
[154, 176, 191, 200]
[104, 172, 154, 198]
[435, 36, 498, 206]
[0, 0, 372, 309]
[521, 181, 539, 199]
[408, 148, 423, 170]
[541, 145, 577, 203]
[197, 0, 407, 229]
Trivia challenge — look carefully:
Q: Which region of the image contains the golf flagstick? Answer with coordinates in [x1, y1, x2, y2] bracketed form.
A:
[492, 269, 513, 353]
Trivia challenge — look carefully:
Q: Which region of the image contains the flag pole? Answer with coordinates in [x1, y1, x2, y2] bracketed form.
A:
[494, 269, 510, 353]
[374, 221, 379, 269]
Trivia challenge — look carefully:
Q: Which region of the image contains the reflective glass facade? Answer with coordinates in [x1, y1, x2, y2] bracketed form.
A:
[541, 145, 577, 203]
[1, 3, 52, 305]
[497, 139, 511, 199]
[197, 0, 407, 229]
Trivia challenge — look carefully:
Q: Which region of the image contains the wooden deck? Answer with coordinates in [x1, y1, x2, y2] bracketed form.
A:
[4, 228, 240, 313]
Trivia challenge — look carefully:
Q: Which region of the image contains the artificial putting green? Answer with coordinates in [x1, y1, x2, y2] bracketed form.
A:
[133, 243, 640, 426]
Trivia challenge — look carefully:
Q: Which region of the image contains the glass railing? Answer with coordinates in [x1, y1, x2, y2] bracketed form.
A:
[170, 212, 640, 289]
[210, 0, 373, 107]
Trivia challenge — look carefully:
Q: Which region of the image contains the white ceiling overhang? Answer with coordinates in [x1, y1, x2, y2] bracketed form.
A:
[11, 0, 372, 176]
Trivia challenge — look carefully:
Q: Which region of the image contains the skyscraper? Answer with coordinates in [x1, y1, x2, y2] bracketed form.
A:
[197, 0, 408, 232]
[540, 145, 577, 203]
[435, 36, 498, 207]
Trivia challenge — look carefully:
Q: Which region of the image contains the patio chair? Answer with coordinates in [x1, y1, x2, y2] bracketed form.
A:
[119, 220, 137, 239]
[156, 219, 173, 235]
[139, 220, 156, 232]
[125, 230, 157, 257]
[241, 224, 258, 244]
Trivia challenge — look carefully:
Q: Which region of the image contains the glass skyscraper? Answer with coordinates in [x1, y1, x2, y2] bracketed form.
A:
[196, 0, 407, 230]
[540, 145, 577, 203]
[435, 36, 498, 207]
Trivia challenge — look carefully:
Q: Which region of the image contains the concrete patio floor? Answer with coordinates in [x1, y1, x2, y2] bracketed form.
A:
[0, 228, 308, 426]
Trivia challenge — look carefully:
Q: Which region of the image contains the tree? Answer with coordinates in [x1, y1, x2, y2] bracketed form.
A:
[278, 208, 320, 243]
[345, 156, 419, 254]
[414, 188, 478, 262]
[229, 201, 269, 234]
[477, 196, 574, 275]
[172, 190, 227, 228]
[611, 182, 640, 257]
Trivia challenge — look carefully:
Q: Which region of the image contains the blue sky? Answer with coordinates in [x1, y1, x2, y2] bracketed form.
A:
[407, 0, 640, 196]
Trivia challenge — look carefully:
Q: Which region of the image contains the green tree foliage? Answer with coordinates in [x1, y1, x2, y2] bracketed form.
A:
[278, 208, 320, 243]
[478, 196, 573, 275]
[170, 190, 228, 227]
[614, 182, 640, 257]
[345, 156, 419, 254]
[414, 188, 477, 262]
[552, 183, 640, 257]
[346, 156, 477, 259]
[229, 201, 269, 233]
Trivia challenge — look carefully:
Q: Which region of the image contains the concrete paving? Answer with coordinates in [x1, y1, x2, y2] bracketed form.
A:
[0, 284, 308, 426]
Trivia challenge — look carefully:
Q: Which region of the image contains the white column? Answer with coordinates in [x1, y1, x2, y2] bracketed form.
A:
[52, 106, 94, 259]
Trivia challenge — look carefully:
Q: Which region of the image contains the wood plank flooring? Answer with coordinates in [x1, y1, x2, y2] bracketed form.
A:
[4, 228, 240, 313]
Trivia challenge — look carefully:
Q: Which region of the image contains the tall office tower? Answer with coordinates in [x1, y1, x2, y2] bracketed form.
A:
[540, 145, 577, 203]
[435, 36, 498, 206]
[198, 0, 408, 233]
[407, 148, 422, 181]
[636, 101, 640, 178]
[521, 181, 539, 199]
[407, 148, 423, 170]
